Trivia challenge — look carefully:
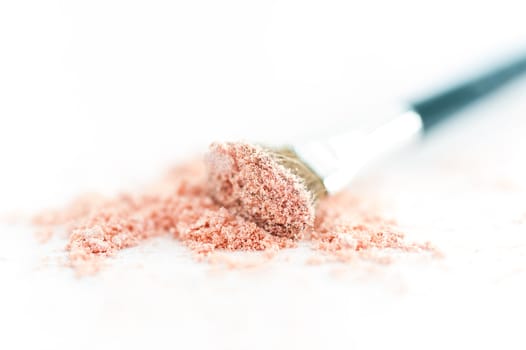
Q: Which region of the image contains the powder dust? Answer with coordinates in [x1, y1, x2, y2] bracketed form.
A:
[206, 142, 315, 239]
[33, 157, 438, 275]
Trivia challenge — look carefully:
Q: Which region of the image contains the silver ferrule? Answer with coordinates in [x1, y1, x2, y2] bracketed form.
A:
[293, 109, 424, 194]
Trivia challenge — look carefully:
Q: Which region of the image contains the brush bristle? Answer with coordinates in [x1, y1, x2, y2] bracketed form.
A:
[267, 147, 327, 201]
[205, 142, 322, 239]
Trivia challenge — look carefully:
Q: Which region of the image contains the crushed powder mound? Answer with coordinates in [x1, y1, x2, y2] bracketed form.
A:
[206, 142, 315, 239]
[33, 155, 438, 276]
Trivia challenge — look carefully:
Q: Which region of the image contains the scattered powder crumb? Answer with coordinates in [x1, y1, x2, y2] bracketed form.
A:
[33, 152, 438, 276]
[204, 250, 278, 270]
[312, 192, 440, 263]
[34, 229, 53, 244]
[305, 256, 324, 266]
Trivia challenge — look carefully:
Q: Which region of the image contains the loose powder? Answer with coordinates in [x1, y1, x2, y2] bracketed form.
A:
[33, 145, 438, 275]
[206, 142, 315, 239]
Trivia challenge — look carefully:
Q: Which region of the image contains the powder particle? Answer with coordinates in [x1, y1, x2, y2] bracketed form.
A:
[206, 142, 314, 239]
[312, 192, 439, 263]
[33, 149, 438, 276]
[34, 229, 53, 244]
[312, 191, 438, 260]
[35, 159, 295, 275]
[204, 250, 279, 270]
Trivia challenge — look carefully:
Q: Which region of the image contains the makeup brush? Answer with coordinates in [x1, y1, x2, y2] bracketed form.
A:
[206, 53, 526, 239]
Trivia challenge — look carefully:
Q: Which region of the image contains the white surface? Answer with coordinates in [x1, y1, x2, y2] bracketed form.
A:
[1, 1, 526, 349]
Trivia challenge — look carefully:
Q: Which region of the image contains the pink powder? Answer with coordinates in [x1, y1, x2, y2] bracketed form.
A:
[33, 148, 438, 275]
[34, 229, 53, 244]
[206, 142, 314, 239]
[312, 192, 440, 263]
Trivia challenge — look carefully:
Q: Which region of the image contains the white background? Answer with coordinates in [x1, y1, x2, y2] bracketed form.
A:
[1, 1, 526, 349]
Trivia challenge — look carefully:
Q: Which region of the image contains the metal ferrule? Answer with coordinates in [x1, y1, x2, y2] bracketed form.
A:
[292, 109, 424, 194]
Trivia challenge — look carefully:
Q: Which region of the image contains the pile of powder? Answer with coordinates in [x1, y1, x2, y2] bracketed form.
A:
[33, 156, 437, 275]
[206, 142, 315, 239]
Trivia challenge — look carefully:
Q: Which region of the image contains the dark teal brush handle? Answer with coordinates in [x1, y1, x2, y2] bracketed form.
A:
[412, 53, 526, 131]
